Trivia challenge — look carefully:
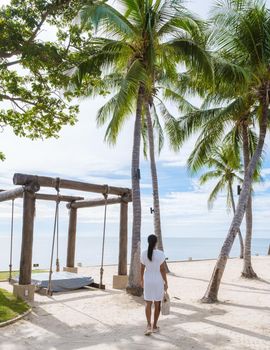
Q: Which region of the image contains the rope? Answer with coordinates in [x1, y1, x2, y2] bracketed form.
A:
[8, 199, 15, 283]
[47, 178, 60, 295]
[99, 185, 109, 289]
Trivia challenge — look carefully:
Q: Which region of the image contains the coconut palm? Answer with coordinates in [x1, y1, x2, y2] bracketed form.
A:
[186, 112, 263, 276]
[200, 0, 270, 302]
[178, 98, 264, 296]
[75, 0, 211, 295]
[198, 146, 244, 258]
[173, 0, 270, 302]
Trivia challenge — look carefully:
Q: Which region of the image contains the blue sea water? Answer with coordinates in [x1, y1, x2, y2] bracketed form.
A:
[0, 235, 269, 271]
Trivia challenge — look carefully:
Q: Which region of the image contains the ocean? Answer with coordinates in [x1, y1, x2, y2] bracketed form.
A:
[0, 235, 269, 271]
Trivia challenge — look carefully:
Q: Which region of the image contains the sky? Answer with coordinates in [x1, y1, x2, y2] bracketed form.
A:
[0, 0, 270, 247]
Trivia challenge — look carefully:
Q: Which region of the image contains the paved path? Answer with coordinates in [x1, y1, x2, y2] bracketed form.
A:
[0, 257, 269, 350]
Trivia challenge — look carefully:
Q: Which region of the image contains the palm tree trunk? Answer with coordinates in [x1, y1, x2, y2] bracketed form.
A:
[126, 86, 144, 296]
[145, 102, 169, 272]
[241, 121, 257, 278]
[201, 86, 269, 303]
[229, 182, 244, 259]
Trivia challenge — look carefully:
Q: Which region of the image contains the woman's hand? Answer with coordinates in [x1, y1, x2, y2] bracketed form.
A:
[164, 282, 168, 291]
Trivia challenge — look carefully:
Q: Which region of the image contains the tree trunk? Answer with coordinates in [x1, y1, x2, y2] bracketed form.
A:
[201, 87, 268, 303]
[145, 102, 169, 272]
[126, 86, 144, 296]
[145, 103, 163, 248]
[229, 182, 244, 259]
[241, 121, 257, 278]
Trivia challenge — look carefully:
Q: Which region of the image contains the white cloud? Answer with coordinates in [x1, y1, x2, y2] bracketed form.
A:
[1, 0, 270, 247]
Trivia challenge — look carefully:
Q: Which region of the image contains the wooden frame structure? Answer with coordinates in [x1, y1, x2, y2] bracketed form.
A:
[0, 173, 132, 288]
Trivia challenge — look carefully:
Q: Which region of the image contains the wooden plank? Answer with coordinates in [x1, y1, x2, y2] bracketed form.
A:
[90, 282, 105, 290]
[35, 193, 84, 202]
[118, 201, 128, 276]
[66, 208, 77, 268]
[13, 173, 131, 196]
[0, 189, 83, 203]
[68, 195, 132, 209]
[0, 187, 24, 202]
[69, 197, 122, 209]
[19, 191, 36, 285]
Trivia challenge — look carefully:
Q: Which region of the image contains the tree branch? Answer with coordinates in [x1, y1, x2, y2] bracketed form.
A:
[1, 59, 22, 67]
[0, 94, 37, 106]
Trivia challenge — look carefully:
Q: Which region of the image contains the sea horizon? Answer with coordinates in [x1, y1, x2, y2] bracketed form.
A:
[1, 236, 269, 271]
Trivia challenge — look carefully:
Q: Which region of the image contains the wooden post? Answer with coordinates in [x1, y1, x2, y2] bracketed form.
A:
[19, 190, 36, 285]
[66, 207, 77, 268]
[118, 201, 128, 275]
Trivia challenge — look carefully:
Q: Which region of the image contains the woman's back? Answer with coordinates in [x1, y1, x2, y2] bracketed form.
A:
[141, 249, 165, 273]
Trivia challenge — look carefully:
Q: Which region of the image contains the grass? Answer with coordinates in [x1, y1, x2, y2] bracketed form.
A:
[0, 288, 30, 323]
[0, 269, 48, 281]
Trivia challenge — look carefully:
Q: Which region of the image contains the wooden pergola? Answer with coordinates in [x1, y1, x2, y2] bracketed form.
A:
[0, 173, 132, 292]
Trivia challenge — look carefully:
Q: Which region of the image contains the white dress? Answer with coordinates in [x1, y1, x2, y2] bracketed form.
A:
[141, 249, 165, 301]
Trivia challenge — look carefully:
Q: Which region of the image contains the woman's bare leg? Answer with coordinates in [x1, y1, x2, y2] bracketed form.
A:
[145, 301, 152, 326]
[153, 301, 161, 329]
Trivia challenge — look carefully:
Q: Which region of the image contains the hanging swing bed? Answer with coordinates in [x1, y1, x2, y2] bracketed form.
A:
[3, 173, 131, 298]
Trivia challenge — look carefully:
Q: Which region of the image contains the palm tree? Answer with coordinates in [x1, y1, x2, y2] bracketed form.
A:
[186, 116, 262, 276]
[200, 0, 270, 302]
[197, 146, 244, 258]
[75, 0, 211, 295]
[173, 0, 270, 302]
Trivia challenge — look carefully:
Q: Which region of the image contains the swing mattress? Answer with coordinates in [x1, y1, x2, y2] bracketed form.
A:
[28, 272, 94, 292]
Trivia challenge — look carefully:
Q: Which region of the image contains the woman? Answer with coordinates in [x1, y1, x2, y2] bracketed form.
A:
[141, 234, 168, 335]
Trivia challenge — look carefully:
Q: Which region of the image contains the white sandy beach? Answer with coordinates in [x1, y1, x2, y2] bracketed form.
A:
[0, 256, 269, 350]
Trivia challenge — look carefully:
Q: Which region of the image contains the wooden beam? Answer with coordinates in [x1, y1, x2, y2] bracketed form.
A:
[35, 193, 84, 202]
[19, 191, 36, 285]
[0, 187, 24, 202]
[13, 173, 131, 196]
[68, 196, 125, 209]
[66, 208, 77, 268]
[0, 189, 83, 203]
[118, 201, 128, 275]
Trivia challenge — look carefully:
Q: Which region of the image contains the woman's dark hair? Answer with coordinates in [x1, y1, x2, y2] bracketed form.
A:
[147, 234, 157, 261]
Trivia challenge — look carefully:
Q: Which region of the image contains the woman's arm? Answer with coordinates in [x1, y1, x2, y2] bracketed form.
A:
[160, 262, 168, 290]
[141, 263, 145, 288]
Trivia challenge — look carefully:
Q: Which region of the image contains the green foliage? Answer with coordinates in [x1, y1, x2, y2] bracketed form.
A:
[0, 269, 48, 281]
[174, 0, 270, 192]
[0, 288, 30, 323]
[0, 0, 101, 157]
[198, 145, 243, 210]
[73, 0, 211, 152]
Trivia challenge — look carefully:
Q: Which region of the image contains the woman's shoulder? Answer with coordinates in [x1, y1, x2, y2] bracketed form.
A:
[141, 249, 148, 257]
[155, 249, 165, 255]
[155, 249, 166, 260]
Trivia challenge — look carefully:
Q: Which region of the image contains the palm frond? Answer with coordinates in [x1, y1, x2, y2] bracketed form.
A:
[151, 103, 164, 154]
[199, 170, 223, 185]
[162, 88, 197, 114]
[207, 177, 227, 210]
[79, 2, 137, 38]
[157, 99, 181, 151]
[165, 37, 213, 78]
[98, 59, 147, 144]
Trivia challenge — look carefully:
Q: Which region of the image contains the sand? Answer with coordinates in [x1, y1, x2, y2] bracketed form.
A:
[0, 256, 269, 350]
